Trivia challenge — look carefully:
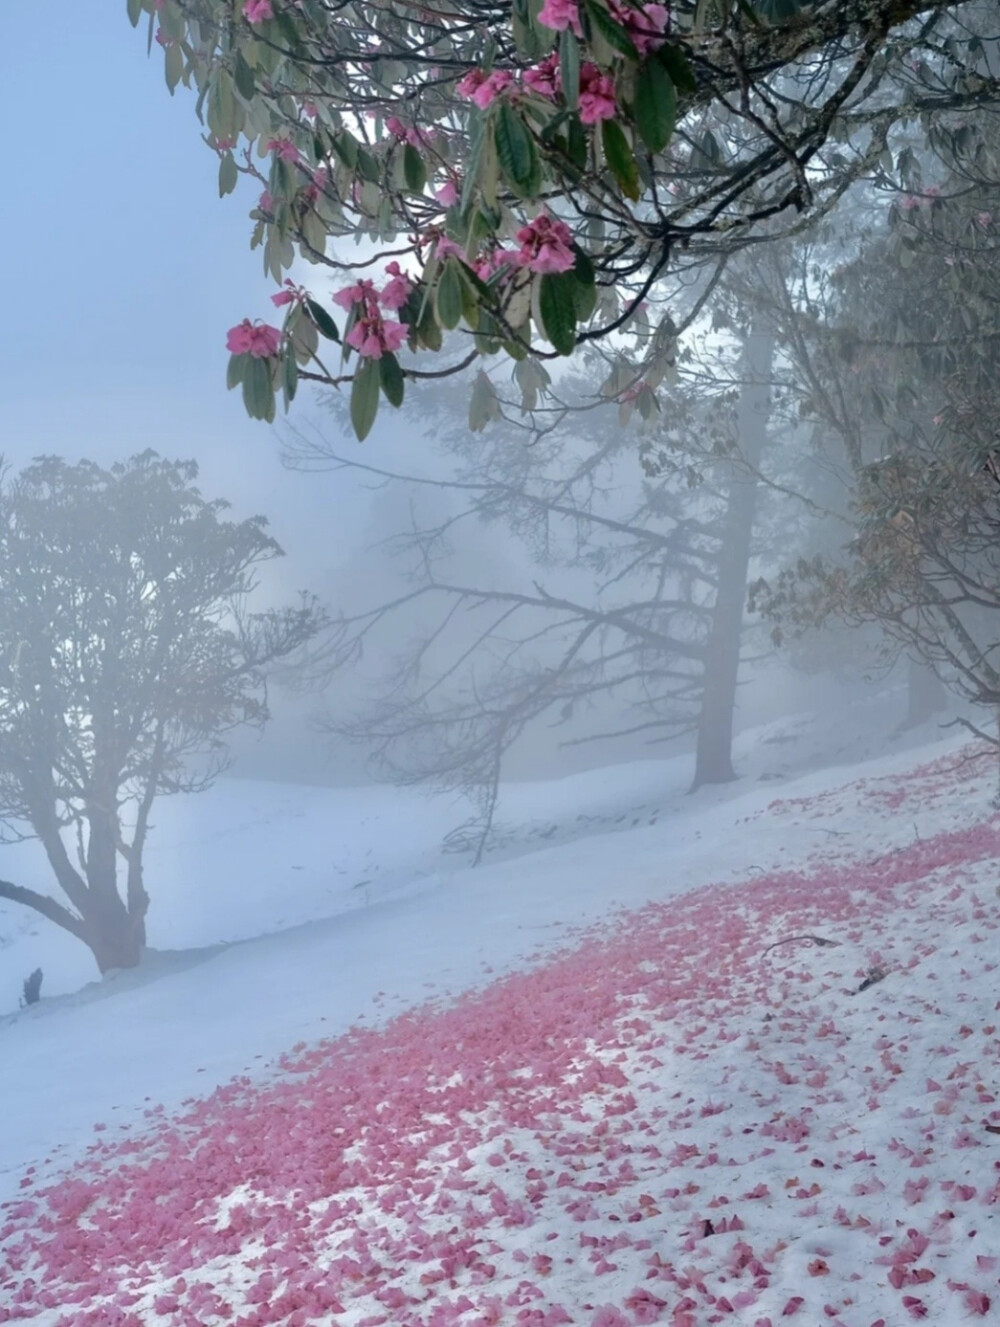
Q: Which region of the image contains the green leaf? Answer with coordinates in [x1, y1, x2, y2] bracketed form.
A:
[164, 41, 184, 93]
[538, 271, 578, 355]
[567, 115, 588, 170]
[242, 355, 276, 422]
[282, 344, 299, 406]
[379, 352, 405, 407]
[331, 133, 359, 170]
[306, 298, 340, 341]
[403, 142, 427, 194]
[572, 248, 598, 321]
[559, 30, 580, 112]
[357, 147, 380, 182]
[218, 152, 239, 197]
[581, 0, 638, 60]
[601, 120, 640, 201]
[634, 58, 676, 153]
[350, 357, 381, 440]
[233, 51, 256, 101]
[493, 102, 540, 198]
[460, 111, 487, 215]
[657, 43, 697, 95]
[468, 370, 500, 431]
[226, 353, 247, 389]
[127, 0, 144, 27]
[435, 258, 465, 330]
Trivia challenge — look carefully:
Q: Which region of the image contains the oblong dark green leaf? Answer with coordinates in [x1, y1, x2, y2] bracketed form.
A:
[538, 272, 578, 355]
[635, 57, 677, 153]
[657, 42, 697, 95]
[350, 357, 381, 440]
[127, 0, 144, 27]
[233, 51, 256, 101]
[306, 298, 340, 341]
[601, 120, 640, 201]
[581, 0, 638, 60]
[403, 142, 427, 194]
[560, 30, 580, 112]
[226, 353, 246, 390]
[494, 101, 539, 197]
[435, 259, 465, 330]
[282, 344, 299, 406]
[242, 356, 276, 421]
[218, 153, 238, 197]
[379, 352, 405, 407]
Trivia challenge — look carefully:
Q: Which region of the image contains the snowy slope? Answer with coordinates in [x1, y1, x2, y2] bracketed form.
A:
[2, 697, 1000, 1324]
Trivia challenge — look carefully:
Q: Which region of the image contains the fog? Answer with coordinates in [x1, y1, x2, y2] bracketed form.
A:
[3, 6, 999, 1323]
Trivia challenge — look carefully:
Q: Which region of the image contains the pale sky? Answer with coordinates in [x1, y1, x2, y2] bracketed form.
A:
[1, 3, 371, 591]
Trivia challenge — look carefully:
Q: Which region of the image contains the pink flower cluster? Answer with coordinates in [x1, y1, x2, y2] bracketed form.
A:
[537, 0, 669, 48]
[385, 115, 426, 149]
[457, 53, 615, 121]
[270, 279, 307, 308]
[579, 64, 616, 123]
[226, 319, 281, 358]
[456, 68, 515, 110]
[513, 212, 577, 274]
[609, 0, 669, 52]
[537, 0, 582, 35]
[333, 270, 411, 359]
[243, 0, 273, 22]
[266, 137, 300, 163]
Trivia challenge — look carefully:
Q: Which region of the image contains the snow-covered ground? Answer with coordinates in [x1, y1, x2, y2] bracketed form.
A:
[2, 690, 999, 1325]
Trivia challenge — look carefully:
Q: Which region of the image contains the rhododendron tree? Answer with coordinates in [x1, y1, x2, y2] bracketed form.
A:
[0, 454, 320, 973]
[128, 0, 1000, 437]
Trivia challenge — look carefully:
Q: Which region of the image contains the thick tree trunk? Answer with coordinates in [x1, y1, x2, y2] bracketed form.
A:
[691, 321, 774, 791]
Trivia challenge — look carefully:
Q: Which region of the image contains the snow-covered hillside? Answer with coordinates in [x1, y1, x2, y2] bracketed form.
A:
[2, 695, 999, 1325]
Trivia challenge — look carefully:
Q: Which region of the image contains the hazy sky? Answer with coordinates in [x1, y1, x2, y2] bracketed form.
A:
[1, 3, 372, 592]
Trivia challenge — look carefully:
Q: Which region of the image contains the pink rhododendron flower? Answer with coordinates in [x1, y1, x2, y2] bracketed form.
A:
[266, 137, 300, 162]
[244, 0, 273, 21]
[433, 235, 466, 261]
[608, 0, 668, 51]
[379, 262, 413, 310]
[537, 0, 582, 35]
[473, 247, 516, 280]
[271, 279, 306, 308]
[435, 179, 459, 207]
[578, 63, 617, 124]
[524, 54, 561, 100]
[590, 1308, 629, 1327]
[258, 189, 274, 213]
[226, 319, 281, 357]
[333, 278, 378, 311]
[346, 316, 408, 359]
[457, 68, 515, 109]
[514, 212, 576, 274]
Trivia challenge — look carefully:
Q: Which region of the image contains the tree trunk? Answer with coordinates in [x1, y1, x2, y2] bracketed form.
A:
[900, 657, 947, 730]
[82, 800, 146, 972]
[691, 320, 774, 791]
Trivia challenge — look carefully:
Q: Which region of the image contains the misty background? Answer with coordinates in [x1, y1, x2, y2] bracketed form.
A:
[0, 4, 938, 802]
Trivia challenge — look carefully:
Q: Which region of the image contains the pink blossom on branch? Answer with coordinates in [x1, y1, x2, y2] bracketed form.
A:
[271, 279, 306, 308]
[578, 63, 617, 124]
[456, 68, 515, 109]
[243, 0, 274, 21]
[435, 178, 460, 207]
[523, 54, 561, 100]
[265, 137, 300, 163]
[514, 212, 577, 274]
[537, 0, 582, 36]
[332, 279, 378, 311]
[345, 315, 408, 359]
[379, 262, 413, 310]
[226, 320, 281, 357]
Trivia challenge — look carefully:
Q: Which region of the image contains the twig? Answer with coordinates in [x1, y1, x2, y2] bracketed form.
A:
[762, 933, 841, 957]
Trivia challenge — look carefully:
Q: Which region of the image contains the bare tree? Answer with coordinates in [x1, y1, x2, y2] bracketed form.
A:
[0, 453, 320, 973]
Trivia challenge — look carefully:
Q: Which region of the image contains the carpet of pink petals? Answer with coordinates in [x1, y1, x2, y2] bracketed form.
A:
[4, 751, 1000, 1327]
